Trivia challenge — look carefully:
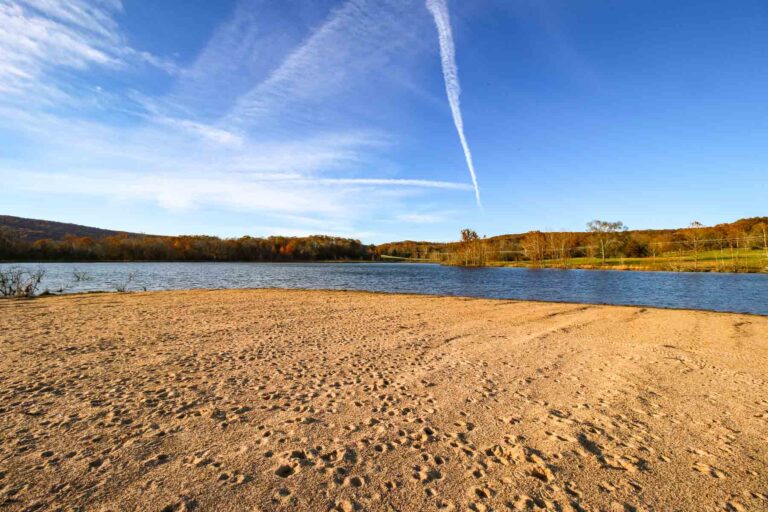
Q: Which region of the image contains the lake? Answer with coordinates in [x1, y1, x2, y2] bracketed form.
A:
[2, 262, 766, 315]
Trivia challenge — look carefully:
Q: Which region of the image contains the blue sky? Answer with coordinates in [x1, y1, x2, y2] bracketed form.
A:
[1, 0, 766, 243]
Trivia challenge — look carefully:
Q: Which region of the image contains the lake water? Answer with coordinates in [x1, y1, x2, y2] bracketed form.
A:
[2, 262, 766, 315]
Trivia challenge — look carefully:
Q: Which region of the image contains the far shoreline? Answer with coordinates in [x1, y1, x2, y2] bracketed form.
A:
[1, 259, 766, 275]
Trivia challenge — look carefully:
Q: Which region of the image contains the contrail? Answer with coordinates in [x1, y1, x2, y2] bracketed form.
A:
[425, 0, 481, 207]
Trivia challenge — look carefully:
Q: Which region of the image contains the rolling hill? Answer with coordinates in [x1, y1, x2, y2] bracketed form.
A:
[0, 215, 144, 242]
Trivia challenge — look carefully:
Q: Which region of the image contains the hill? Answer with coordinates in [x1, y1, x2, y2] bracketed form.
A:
[0, 215, 142, 242]
[0, 215, 372, 262]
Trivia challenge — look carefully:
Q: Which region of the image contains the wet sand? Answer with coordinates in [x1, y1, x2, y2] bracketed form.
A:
[1, 289, 767, 511]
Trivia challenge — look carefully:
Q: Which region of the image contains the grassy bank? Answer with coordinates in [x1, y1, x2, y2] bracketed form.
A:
[487, 249, 767, 272]
[397, 249, 768, 273]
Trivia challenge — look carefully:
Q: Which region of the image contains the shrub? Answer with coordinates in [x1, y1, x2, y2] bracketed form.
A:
[0, 267, 45, 298]
[72, 269, 91, 282]
[114, 271, 137, 292]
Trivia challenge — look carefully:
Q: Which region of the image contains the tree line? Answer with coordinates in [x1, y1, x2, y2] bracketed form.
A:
[379, 217, 768, 271]
[0, 231, 375, 262]
[2, 217, 766, 270]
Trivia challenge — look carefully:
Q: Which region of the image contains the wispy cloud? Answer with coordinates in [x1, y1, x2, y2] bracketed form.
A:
[5, 168, 467, 217]
[0, 101, 469, 220]
[396, 212, 448, 223]
[170, 0, 315, 119]
[7, 170, 350, 214]
[18, 0, 122, 38]
[152, 116, 244, 147]
[0, 1, 115, 94]
[426, 0, 482, 207]
[1, 0, 477, 239]
[312, 178, 470, 190]
[0, 0, 174, 99]
[226, 0, 425, 127]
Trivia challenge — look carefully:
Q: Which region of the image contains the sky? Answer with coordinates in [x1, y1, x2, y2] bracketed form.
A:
[1, 0, 766, 243]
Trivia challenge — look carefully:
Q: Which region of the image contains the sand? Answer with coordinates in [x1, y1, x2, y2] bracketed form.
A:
[0, 289, 767, 512]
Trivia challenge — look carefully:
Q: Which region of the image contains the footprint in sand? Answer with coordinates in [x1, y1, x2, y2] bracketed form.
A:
[693, 461, 727, 479]
[160, 496, 197, 512]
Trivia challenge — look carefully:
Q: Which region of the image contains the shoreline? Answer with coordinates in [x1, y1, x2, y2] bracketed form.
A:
[13, 286, 768, 318]
[2, 259, 766, 274]
[1, 289, 767, 511]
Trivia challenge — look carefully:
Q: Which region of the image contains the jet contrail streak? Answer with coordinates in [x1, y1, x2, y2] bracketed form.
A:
[426, 0, 481, 207]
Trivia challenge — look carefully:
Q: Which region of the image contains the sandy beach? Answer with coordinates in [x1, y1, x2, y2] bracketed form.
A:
[1, 289, 767, 511]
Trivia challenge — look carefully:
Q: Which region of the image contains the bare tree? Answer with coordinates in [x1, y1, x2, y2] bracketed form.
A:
[545, 232, 558, 266]
[749, 222, 768, 268]
[686, 221, 705, 270]
[521, 231, 546, 267]
[587, 220, 626, 265]
[551, 232, 576, 268]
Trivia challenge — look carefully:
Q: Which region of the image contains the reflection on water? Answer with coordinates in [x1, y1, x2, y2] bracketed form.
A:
[2, 262, 766, 315]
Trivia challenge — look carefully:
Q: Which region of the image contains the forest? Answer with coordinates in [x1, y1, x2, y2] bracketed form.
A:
[1, 216, 766, 272]
[378, 217, 768, 272]
[0, 231, 375, 262]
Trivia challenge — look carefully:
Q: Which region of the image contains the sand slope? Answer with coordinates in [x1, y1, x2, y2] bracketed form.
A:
[1, 290, 767, 511]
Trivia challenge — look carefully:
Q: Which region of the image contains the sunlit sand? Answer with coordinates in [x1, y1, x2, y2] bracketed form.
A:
[1, 290, 766, 511]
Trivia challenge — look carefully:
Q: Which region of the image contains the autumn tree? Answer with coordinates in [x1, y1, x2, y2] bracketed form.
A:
[458, 229, 486, 266]
[587, 220, 626, 265]
[549, 232, 576, 268]
[0, 227, 21, 259]
[685, 221, 705, 269]
[751, 222, 768, 263]
[521, 231, 546, 267]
